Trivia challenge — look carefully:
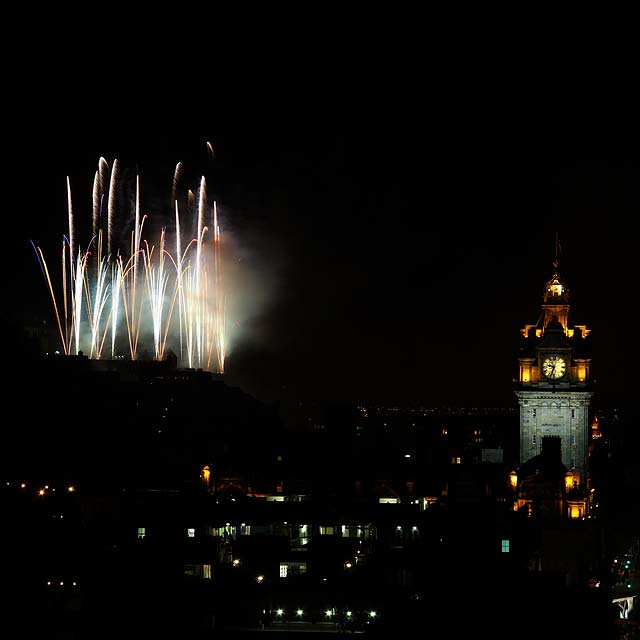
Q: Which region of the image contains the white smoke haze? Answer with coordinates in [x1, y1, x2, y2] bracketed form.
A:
[215, 214, 279, 358]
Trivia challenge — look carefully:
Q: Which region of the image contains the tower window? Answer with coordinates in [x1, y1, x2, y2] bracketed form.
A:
[501, 539, 510, 553]
[571, 435, 576, 446]
[532, 434, 536, 445]
[532, 409, 536, 418]
[571, 409, 575, 419]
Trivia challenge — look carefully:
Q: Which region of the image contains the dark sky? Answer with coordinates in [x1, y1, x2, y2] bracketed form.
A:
[4, 65, 638, 410]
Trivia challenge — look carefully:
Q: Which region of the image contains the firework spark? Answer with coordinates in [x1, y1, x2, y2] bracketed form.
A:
[33, 156, 228, 373]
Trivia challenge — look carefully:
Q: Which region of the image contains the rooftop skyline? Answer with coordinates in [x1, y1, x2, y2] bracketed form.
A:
[6, 122, 637, 408]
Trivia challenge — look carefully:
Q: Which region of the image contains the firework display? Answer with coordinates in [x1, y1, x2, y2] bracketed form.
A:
[32, 152, 226, 373]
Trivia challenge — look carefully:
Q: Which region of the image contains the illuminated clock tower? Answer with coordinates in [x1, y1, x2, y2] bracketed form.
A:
[514, 255, 593, 490]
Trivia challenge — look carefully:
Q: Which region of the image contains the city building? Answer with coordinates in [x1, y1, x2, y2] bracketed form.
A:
[3, 250, 634, 638]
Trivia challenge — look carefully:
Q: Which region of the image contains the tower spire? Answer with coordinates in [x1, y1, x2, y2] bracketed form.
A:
[553, 231, 560, 271]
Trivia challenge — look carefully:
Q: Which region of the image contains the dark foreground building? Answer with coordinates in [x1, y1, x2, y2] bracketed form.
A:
[2, 355, 633, 638]
[2, 249, 638, 640]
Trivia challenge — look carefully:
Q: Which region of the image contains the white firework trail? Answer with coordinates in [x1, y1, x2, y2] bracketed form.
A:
[107, 158, 119, 257]
[88, 254, 111, 359]
[110, 257, 123, 359]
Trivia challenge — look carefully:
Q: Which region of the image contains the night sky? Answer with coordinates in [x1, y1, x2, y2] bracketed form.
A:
[4, 79, 638, 410]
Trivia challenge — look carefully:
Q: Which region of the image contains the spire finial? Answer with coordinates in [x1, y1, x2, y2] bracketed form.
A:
[553, 231, 560, 270]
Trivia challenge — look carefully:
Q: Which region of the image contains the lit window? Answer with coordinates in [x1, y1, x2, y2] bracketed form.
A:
[320, 526, 335, 535]
[279, 562, 306, 577]
[501, 539, 510, 553]
[137, 527, 146, 539]
[187, 528, 195, 538]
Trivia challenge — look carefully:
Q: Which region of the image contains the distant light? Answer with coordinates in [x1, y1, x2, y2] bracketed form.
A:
[20, 483, 26, 489]
[72, 582, 77, 586]
[404, 454, 411, 458]
[59, 581, 64, 587]
[256, 575, 264, 583]
[325, 609, 333, 617]
[47, 581, 51, 586]
[232, 559, 240, 567]
[38, 489, 45, 496]
[67, 486, 75, 492]
[369, 611, 377, 618]
[276, 609, 284, 616]
[345, 562, 352, 569]
[296, 609, 303, 617]
[346, 611, 352, 617]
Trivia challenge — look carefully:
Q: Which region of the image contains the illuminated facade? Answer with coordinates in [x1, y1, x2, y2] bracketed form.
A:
[514, 259, 593, 496]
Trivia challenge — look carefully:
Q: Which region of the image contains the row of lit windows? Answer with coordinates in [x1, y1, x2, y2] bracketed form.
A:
[181, 539, 512, 583]
[138, 524, 426, 540]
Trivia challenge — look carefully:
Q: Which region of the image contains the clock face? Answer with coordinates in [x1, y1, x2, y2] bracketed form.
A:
[542, 355, 566, 380]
